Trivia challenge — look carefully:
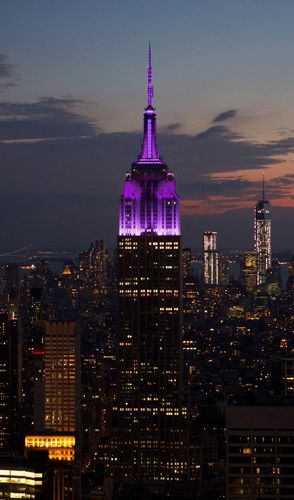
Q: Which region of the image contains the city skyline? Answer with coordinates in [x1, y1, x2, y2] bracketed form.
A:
[1, 1, 294, 250]
[1, 6, 294, 496]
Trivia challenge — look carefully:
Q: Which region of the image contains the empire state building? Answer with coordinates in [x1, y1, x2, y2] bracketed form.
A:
[111, 47, 188, 481]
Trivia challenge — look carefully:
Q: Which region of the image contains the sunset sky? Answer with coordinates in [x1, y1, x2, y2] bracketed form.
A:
[1, 0, 294, 250]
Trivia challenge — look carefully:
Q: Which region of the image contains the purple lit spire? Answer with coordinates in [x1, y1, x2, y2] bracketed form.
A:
[119, 47, 180, 237]
[138, 44, 161, 163]
[147, 42, 153, 107]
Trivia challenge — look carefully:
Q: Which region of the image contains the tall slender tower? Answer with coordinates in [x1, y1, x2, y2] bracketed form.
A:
[112, 46, 187, 481]
[203, 231, 219, 285]
[254, 174, 271, 285]
[0, 310, 20, 452]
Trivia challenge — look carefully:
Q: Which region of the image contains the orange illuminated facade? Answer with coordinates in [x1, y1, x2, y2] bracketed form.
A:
[25, 435, 76, 462]
[25, 435, 75, 462]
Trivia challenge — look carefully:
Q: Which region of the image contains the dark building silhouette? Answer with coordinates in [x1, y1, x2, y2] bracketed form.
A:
[0, 310, 20, 451]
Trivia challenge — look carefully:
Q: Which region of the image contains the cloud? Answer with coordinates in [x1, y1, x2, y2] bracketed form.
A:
[0, 54, 18, 89]
[0, 97, 98, 140]
[178, 124, 294, 175]
[273, 173, 294, 185]
[160, 122, 182, 133]
[212, 109, 237, 123]
[0, 54, 14, 79]
[194, 125, 230, 140]
[0, 97, 293, 249]
[179, 177, 253, 199]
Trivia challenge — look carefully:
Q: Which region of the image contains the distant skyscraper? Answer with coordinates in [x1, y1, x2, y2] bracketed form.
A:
[78, 240, 110, 296]
[182, 247, 192, 280]
[254, 175, 271, 285]
[112, 46, 187, 481]
[240, 251, 257, 292]
[266, 258, 281, 295]
[219, 254, 230, 286]
[0, 311, 20, 451]
[203, 231, 219, 285]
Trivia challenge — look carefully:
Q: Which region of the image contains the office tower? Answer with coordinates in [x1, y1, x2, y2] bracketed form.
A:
[4, 264, 19, 307]
[203, 231, 219, 285]
[0, 458, 44, 499]
[112, 46, 187, 481]
[43, 321, 80, 434]
[219, 254, 230, 286]
[226, 404, 294, 499]
[240, 251, 258, 292]
[266, 258, 282, 295]
[78, 240, 110, 296]
[0, 310, 20, 451]
[26, 320, 80, 499]
[287, 258, 294, 289]
[254, 175, 271, 285]
[183, 247, 192, 280]
[270, 356, 294, 397]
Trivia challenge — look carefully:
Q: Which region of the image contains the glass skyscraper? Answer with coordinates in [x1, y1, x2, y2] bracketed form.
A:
[254, 177, 271, 285]
[203, 231, 219, 286]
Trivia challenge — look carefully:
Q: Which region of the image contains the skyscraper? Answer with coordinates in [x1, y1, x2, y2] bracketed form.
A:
[182, 247, 192, 280]
[0, 311, 20, 451]
[203, 231, 219, 285]
[25, 320, 81, 498]
[226, 404, 294, 499]
[240, 251, 258, 292]
[112, 46, 187, 481]
[43, 320, 80, 434]
[254, 175, 271, 285]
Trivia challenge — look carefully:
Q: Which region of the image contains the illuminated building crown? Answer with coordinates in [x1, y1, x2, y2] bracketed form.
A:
[119, 46, 180, 236]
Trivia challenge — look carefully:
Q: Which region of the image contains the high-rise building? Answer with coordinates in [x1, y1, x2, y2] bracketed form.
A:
[266, 258, 282, 296]
[111, 46, 187, 481]
[270, 356, 294, 397]
[226, 404, 294, 499]
[203, 231, 219, 285]
[0, 310, 20, 451]
[0, 458, 44, 499]
[240, 251, 258, 292]
[182, 247, 192, 280]
[287, 258, 294, 295]
[254, 176, 271, 285]
[219, 254, 230, 286]
[78, 240, 110, 296]
[5, 264, 19, 307]
[43, 321, 80, 435]
[26, 320, 81, 499]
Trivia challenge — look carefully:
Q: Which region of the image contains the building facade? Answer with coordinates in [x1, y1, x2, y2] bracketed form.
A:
[44, 320, 80, 434]
[111, 47, 188, 481]
[226, 404, 294, 499]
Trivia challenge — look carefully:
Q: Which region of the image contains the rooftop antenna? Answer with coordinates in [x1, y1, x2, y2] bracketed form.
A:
[147, 42, 153, 107]
[262, 172, 265, 201]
